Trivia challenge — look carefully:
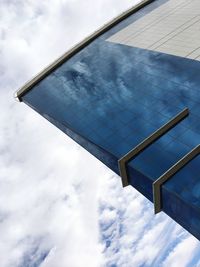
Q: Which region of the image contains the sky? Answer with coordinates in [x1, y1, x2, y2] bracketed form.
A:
[1, 0, 200, 266]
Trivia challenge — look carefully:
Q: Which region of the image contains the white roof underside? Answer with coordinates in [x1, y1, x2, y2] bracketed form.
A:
[107, 0, 200, 61]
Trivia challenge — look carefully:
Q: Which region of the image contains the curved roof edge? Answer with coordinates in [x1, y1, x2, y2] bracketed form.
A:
[16, 0, 154, 101]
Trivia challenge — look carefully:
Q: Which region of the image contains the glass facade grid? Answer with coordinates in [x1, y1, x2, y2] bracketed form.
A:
[20, 0, 200, 240]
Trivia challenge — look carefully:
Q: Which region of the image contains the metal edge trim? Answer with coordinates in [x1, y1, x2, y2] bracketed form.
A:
[153, 144, 200, 214]
[118, 108, 189, 187]
[15, 0, 154, 101]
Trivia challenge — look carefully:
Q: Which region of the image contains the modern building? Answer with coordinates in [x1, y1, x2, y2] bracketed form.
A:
[16, 0, 200, 240]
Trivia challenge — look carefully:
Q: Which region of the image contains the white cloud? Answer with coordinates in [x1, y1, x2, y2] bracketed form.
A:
[97, 175, 188, 267]
[162, 236, 199, 267]
[1, 0, 200, 267]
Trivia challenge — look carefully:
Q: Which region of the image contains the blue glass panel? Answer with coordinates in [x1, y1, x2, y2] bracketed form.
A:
[164, 140, 191, 159]
[178, 129, 200, 148]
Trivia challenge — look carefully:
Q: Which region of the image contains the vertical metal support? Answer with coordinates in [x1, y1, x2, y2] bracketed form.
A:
[153, 144, 200, 214]
[118, 108, 189, 187]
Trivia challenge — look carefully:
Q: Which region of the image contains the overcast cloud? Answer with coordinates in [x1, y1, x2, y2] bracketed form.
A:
[1, 0, 200, 267]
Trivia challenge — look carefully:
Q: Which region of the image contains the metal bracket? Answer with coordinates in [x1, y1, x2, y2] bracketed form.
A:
[118, 108, 189, 187]
[153, 144, 200, 214]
